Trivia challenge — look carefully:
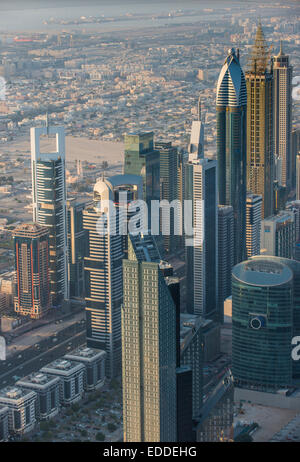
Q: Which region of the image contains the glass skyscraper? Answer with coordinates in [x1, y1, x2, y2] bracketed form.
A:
[124, 132, 160, 214]
[122, 233, 177, 442]
[31, 124, 69, 306]
[216, 48, 247, 264]
[155, 141, 179, 254]
[232, 256, 298, 389]
[273, 42, 293, 191]
[67, 199, 87, 299]
[83, 180, 123, 378]
[185, 158, 218, 319]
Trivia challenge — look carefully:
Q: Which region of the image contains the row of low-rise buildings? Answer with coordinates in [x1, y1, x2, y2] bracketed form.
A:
[0, 346, 106, 440]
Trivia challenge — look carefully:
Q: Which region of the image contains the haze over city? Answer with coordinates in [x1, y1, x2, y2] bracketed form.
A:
[0, 0, 299, 449]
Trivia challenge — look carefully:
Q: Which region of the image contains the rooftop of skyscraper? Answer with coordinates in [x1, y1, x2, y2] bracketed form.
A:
[233, 258, 293, 287]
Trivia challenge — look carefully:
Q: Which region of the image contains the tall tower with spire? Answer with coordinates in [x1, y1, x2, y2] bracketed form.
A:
[216, 47, 247, 264]
[245, 21, 274, 219]
[273, 41, 293, 191]
[188, 95, 204, 161]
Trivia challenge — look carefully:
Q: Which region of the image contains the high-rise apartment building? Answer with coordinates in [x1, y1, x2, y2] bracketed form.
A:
[177, 149, 188, 250]
[83, 179, 124, 378]
[246, 22, 274, 219]
[216, 47, 247, 263]
[67, 199, 87, 299]
[217, 205, 234, 323]
[155, 141, 179, 254]
[273, 42, 293, 190]
[185, 158, 218, 319]
[261, 211, 295, 259]
[31, 124, 68, 306]
[246, 194, 262, 259]
[122, 233, 177, 442]
[13, 223, 50, 319]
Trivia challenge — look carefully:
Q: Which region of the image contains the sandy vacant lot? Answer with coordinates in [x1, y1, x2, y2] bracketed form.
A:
[1, 135, 124, 166]
[236, 402, 297, 442]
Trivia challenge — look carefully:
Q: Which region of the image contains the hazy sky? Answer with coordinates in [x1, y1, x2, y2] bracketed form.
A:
[0, 0, 295, 11]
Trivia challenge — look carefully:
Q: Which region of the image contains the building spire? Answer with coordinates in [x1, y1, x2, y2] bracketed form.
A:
[249, 20, 270, 74]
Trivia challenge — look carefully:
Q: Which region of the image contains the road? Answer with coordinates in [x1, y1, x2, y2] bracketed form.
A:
[0, 329, 86, 388]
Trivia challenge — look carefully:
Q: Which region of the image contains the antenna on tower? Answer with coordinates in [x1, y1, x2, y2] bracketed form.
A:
[279, 40, 283, 55]
[249, 20, 270, 74]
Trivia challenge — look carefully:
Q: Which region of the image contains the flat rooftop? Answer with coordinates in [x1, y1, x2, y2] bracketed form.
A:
[41, 358, 84, 375]
[65, 346, 106, 361]
[0, 386, 35, 401]
[233, 259, 293, 287]
[17, 372, 59, 387]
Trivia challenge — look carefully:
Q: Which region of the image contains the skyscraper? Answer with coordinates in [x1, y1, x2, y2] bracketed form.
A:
[246, 22, 274, 219]
[185, 158, 218, 319]
[13, 223, 50, 319]
[217, 205, 234, 323]
[188, 97, 204, 161]
[216, 47, 247, 264]
[261, 211, 295, 259]
[155, 141, 179, 254]
[177, 148, 188, 250]
[273, 42, 293, 190]
[122, 233, 177, 442]
[124, 132, 160, 215]
[31, 124, 68, 306]
[179, 313, 204, 419]
[83, 180, 123, 378]
[246, 193, 262, 259]
[232, 256, 300, 390]
[67, 199, 87, 299]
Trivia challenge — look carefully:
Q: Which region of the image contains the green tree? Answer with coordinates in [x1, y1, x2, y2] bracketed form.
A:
[95, 432, 105, 442]
[107, 423, 117, 433]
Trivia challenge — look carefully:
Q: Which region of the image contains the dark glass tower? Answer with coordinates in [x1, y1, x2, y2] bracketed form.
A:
[124, 132, 160, 215]
[67, 199, 87, 299]
[232, 256, 300, 390]
[216, 48, 247, 264]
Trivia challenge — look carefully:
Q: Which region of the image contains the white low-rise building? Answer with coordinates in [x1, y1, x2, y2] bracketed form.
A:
[65, 347, 106, 391]
[0, 386, 37, 436]
[17, 372, 61, 420]
[41, 359, 85, 406]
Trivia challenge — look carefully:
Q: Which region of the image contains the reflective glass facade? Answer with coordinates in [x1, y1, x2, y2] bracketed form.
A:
[232, 257, 295, 389]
